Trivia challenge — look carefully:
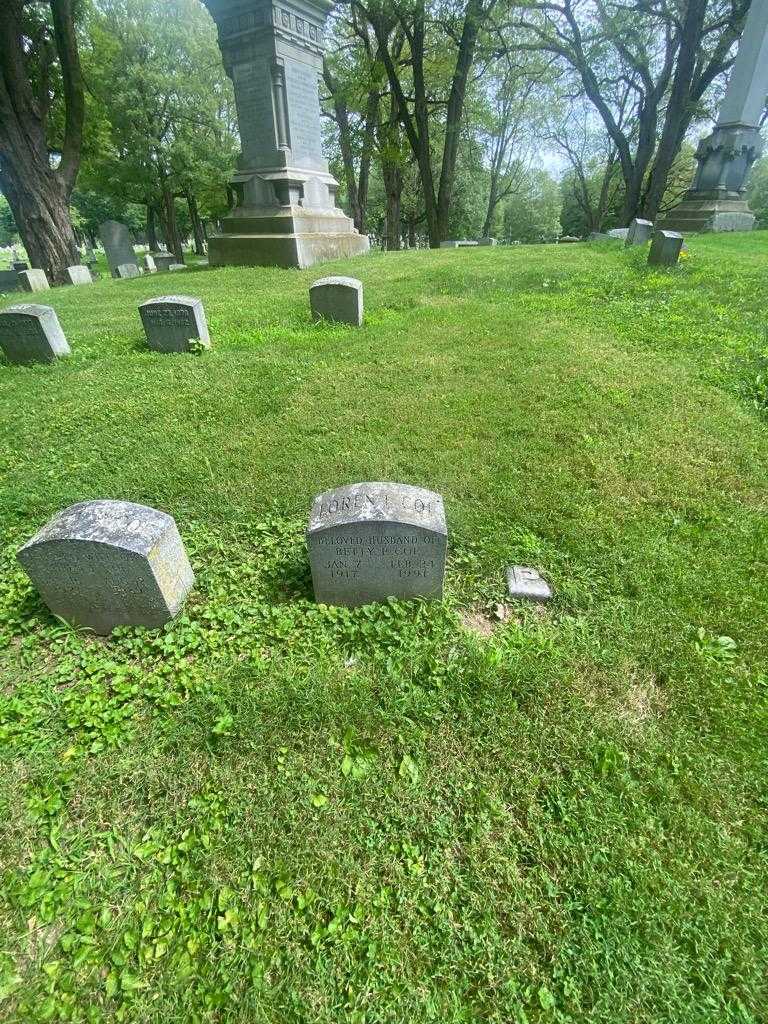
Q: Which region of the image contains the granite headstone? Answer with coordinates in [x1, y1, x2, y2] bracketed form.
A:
[99, 220, 138, 277]
[139, 295, 210, 353]
[307, 482, 447, 606]
[647, 229, 684, 267]
[625, 218, 654, 246]
[116, 263, 141, 279]
[18, 269, 50, 292]
[0, 304, 71, 364]
[0, 270, 19, 292]
[310, 276, 363, 326]
[17, 500, 195, 634]
[154, 253, 176, 272]
[65, 265, 93, 286]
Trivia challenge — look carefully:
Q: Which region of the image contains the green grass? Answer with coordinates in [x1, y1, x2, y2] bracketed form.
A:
[1, 233, 767, 1023]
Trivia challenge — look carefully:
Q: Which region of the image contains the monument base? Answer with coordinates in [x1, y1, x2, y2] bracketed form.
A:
[658, 193, 756, 233]
[208, 204, 370, 270]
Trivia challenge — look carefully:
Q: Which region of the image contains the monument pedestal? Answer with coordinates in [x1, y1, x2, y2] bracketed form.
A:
[204, 0, 369, 269]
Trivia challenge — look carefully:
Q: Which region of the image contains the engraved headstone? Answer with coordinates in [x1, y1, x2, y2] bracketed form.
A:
[65, 265, 93, 286]
[115, 263, 141, 279]
[138, 295, 210, 353]
[310, 276, 363, 326]
[625, 218, 654, 247]
[0, 304, 71, 365]
[99, 220, 137, 277]
[144, 254, 157, 274]
[307, 482, 447, 607]
[154, 253, 176, 272]
[18, 269, 50, 292]
[647, 229, 684, 267]
[506, 565, 552, 603]
[17, 500, 195, 635]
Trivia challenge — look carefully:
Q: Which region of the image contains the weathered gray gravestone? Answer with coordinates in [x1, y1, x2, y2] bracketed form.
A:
[307, 482, 447, 607]
[506, 565, 552, 603]
[65, 265, 93, 286]
[18, 269, 50, 292]
[625, 219, 654, 246]
[647, 230, 684, 268]
[168, 263, 186, 271]
[144, 254, 157, 274]
[477, 237, 498, 246]
[139, 295, 211, 353]
[17, 500, 195, 634]
[310, 276, 363, 326]
[116, 263, 141, 279]
[439, 240, 479, 248]
[153, 253, 176, 272]
[0, 305, 71, 364]
[607, 228, 629, 240]
[98, 220, 138, 277]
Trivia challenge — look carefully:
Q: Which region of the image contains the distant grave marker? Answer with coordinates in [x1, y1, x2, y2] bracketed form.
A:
[154, 253, 176, 272]
[65, 265, 93, 286]
[18, 500, 195, 634]
[625, 218, 654, 246]
[0, 304, 71, 364]
[138, 295, 210, 353]
[310, 276, 363, 326]
[144, 254, 157, 274]
[0, 270, 19, 292]
[647, 230, 684, 268]
[307, 482, 447, 607]
[116, 263, 141, 279]
[18, 269, 50, 292]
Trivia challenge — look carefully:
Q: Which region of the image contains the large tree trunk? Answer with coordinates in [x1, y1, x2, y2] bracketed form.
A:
[159, 173, 184, 262]
[186, 191, 206, 255]
[146, 203, 159, 250]
[0, 0, 85, 284]
[382, 157, 402, 250]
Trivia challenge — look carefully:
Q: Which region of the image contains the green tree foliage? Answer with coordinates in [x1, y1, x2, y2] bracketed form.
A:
[0, 195, 19, 247]
[746, 154, 768, 228]
[502, 168, 561, 242]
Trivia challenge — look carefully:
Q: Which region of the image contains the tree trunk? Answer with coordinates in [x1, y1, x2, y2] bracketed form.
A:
[0, 0, 85, 284]
[382, 157, 402, 250]
[146, 203, 159, 250]
[159, 174, 184, 262]
[186, 191, 206, 255]
[0, 166, 79, 282]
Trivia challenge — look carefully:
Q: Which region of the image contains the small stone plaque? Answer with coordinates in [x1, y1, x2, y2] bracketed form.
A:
[18, 269, 50, 292]
[625, 218, 654, 247]
[144, 254, 157, 273]
[138, 295, 210, 353]
[65, 265, 93, 285]
[116, 263, 140, 279]
[0, 304, 71, 364]
[307, 482, 447, 607]
[506, 565, 552, 603]
[168, 263, 186, 271]
[154, 253, 176, 272]
[17, 500, 195, 634]
[647, 229, 684, 267]
[310, 276, 363, 326]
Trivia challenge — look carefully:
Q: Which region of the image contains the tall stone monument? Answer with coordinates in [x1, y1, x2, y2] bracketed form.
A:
[202, 0, 369, 268]
[660, 0, 768, 232]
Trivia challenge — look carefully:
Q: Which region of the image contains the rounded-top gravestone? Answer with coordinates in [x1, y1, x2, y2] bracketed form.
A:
[0, 305, 70, 364]
[17, 500, 195, 634]
[310, 276, 363, 326]
[307, 482, 447, 607]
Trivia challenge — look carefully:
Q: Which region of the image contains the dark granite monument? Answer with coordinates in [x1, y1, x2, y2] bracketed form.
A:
[660, 0, 768, 232]
[202, 0, 369, 268]
[99, 220, 138, 277]
[18, 500, 195, 634]
[309, 276, 363, 325]
[307, 482, 447, 606]
[647, 230, 684, 268]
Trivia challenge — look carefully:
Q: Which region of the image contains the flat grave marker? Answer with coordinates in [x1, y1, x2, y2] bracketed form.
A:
[0, 304, 71, 364]
[506, 565, 552, 603]
[307, 481, 447, 607]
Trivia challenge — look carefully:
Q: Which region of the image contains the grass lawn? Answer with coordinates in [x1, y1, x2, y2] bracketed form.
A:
[1, 233, 767, 1023]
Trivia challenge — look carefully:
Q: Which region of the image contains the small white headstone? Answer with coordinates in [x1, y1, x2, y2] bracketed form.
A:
[18, 269, 50, 292]
[506, 565, 552, 603]
[65, 265, 93, 286]
[116, 263, 141, 279]
[144, 254, 157, 274]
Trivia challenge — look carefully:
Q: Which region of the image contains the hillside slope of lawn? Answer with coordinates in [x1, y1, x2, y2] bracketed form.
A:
[0, 233, 767, 1023]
